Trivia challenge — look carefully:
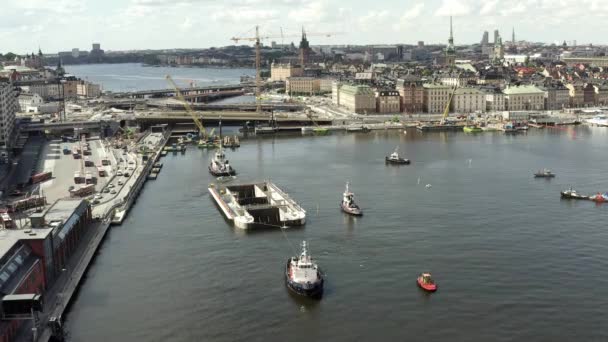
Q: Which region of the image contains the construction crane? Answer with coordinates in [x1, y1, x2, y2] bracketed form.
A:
[165, 74, 207, 140]
[231, 26, 339, 117]
[441, 84, 459, 124]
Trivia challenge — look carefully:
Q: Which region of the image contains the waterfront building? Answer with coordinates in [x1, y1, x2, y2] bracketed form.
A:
[338, 84, 376, 114]
[18, 82, 61, 100]
[565, 83, 585, 107]
[593, 84, 608, 105]
[0, 198, 92, 342]
[76, 82, 102, 98]
[270, 62, 303, 82]
[376, 90, 401, 113]
[396, 76, 424, 113]
[286, 77, 320, 95]
[445, 16, 456, 66]
[423, 83, 452, 114]
[0, 82, 18, 150]
[503, 85, 545, 111]
[452, 87, 486, 113]
[319, 79, 335, 93]
[485, 87, 506, 112]
[542, 83, 570, 110]
[583, 83, 596, 106]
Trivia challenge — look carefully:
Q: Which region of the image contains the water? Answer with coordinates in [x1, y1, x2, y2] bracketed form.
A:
[65, 127, 608, 341]
[64, 63, 255, 92]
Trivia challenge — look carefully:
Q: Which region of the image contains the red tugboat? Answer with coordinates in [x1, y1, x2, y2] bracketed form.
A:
[417, 273, 437, 292]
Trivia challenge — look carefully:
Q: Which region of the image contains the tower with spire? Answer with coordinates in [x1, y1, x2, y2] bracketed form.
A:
[299, 27, 311, 66]
[493, 33, 505, 65]
[444, 16, 456, 66]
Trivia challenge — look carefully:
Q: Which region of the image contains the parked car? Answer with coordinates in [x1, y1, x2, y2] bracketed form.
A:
[118, 181, 124, 186]
[103, 188, 110, 193]
[110, 189, 117, 194]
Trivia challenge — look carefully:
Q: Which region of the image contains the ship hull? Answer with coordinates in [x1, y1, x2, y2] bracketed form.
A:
[285, 261, 323, 298]
[385, 157, 410, 165]
[341, 202, 362, 216]
[209, 166, 236, 177]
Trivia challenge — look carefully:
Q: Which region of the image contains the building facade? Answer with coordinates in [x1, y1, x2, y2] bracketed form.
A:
[270, 63, 303, 82]
[543, 83, 570, 110]
[286, 77, 320, 95]
[76, 82, 102, 98]
[338, 84, 376, 114]
[440, 73, 477, 87]
[593, 84, 608, 105]
[376, 90, 401, 113]
[18, 93, 44, 112]
[332, 81, 341, 105]
[565, 83, 585, 107]
[0, 82, 18, 150]
[503, 85, 545, 111]
[423, 84, 452, 113]
[485, 88, 505, 112]
[452, 87, 486, 113]
[397, 78, 424, 113]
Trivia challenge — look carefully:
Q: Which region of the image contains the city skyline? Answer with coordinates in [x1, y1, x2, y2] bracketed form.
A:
[2, 0, 608, 54]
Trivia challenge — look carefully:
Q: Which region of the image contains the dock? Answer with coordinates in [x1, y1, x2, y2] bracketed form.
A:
[209, 181, 306, 229]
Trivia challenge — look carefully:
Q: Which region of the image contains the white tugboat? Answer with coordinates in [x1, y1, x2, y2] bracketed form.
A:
[209, 145, 236, 177]
[285, 241, 324, 298]
[385, 146, 410, 165]
[340, 182, 362, 216]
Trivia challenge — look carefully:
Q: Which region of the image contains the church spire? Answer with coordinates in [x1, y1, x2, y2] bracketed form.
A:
[450, 16, 453, 41]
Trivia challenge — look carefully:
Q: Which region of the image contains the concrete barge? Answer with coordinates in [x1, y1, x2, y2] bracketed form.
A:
[208, 181, 306, 229]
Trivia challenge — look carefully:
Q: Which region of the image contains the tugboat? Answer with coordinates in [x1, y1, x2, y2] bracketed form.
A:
[534, 168, 555, 178]
[385, 147, 410, 165]
[417, 273, 437, 292]
[340, 182, 362, 216]
[208, 145, 236, 177]
[560, 187, 589, 200]
[590, 192, 608, 203]
[285, 241, 324, 298]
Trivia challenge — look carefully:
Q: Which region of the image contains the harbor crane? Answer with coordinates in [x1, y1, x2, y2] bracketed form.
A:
[165, 74, 208, 141]
[231, 26, 339, 117]
[441, 84, 459, 125]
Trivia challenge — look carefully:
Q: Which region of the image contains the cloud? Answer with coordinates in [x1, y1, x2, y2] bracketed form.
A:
[212, 8, 278, 23]
[479, 0, 499, 15]
[287, 1, 328, 23]
[435, 0, 473, 16]
[358, 10, 390, 30]
[402, 3, 425, 20]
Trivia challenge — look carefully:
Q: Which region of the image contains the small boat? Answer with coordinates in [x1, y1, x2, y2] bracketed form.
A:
[463, 125, 482, 133]
[586, 115, 608, 127]
[385, 147, 410, 165]
[560, 187, 589, 200]
[313, 127, 329, 135]
[208, 146, 236, 177]
[590, 192, 608, 203]
[417, 273, 437, 292]
[340, 182, 362, 216]
[255, 126, 279, 135]
[285, 241, 324, 298]
[346, 126, 371, 133]
[534, 169, 555, 178]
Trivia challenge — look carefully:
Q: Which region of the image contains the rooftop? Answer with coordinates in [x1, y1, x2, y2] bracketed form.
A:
[503, 85, 544, 94]
[340, 84, 375, 96]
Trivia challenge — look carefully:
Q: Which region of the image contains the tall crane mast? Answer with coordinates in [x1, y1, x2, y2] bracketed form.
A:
[441, 84, 458, 124]
[231, 27, 340, 118]
[165, 74, 207, 139]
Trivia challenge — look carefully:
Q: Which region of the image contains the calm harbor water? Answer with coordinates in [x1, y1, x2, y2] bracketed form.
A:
[64, 63, 255, 92]
[65, 127, 608, 341]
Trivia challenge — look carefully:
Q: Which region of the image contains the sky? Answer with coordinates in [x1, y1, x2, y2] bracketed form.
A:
[2, 0, 608, 54]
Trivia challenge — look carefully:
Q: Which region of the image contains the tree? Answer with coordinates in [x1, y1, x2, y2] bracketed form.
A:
[3, 52, 16, 61]
[142, 54, 160, 65]
[524, 55, 530, 67]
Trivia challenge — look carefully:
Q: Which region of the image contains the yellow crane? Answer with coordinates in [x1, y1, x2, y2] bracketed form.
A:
[231, 26, 339, 117]
[165, 74, 207, 140]
[441, 84, 459, 124]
